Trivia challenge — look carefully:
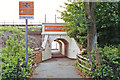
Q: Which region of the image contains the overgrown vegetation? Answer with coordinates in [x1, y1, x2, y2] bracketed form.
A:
[90, 45, 120, 79]
[75, 45, 120, 79]
[0, 26, 24, 37]
[0, 26, 33, 79]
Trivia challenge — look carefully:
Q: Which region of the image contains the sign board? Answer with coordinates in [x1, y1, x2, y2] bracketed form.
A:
[19, 1, 34, 19]
[45, 26, 65, 32]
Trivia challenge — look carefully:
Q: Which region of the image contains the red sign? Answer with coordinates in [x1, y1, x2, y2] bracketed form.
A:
[45, 26, 65, 32]
[19, 1, 34, 19]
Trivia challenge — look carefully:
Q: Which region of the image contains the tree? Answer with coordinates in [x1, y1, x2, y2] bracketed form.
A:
[84, 2, 97, 57]
[61, 2, 87, 48]
[96, 2, 120, 47]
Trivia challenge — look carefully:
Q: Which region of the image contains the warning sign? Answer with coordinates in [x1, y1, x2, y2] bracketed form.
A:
[45, 26, 65, 32]
[19, 1, 34, 19]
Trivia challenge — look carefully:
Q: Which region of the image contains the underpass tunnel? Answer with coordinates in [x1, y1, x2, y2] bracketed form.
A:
[51, 40, 60, 51]
[51, 38, 68, 58]
[54, 40, 62, 54]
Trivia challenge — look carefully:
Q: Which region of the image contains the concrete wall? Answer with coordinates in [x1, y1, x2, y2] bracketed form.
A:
[42, 35, 52, 61]
[68, 38, 81, 58]
[58, 40, 65, 55]
[42, 40, 52, 61]
[58, 41, 62, 53]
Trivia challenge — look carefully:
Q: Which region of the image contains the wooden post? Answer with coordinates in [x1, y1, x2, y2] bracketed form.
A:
[95, 43, 101, 68]
[13, 20, 14, 26]
[36, 50, 42, 64]
[55, 14, 57, 23]
[96, 49, 101, 68]
[4, 21, 5, 25]
[45, 14, 46, 23]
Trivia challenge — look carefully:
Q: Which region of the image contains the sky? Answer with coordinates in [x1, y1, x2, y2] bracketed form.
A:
[0, 0, 68, 24]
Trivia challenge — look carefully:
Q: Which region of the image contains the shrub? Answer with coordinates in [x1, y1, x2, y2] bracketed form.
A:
[1, 27, 33, 79]
[90, 45, 120, 79]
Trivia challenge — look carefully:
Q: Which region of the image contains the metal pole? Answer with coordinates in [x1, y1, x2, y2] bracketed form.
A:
[25, 19, 28, 67]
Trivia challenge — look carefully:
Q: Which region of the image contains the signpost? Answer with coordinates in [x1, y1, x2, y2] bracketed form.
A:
[19, 1, 34, 66]
[19, 1, 34, 19]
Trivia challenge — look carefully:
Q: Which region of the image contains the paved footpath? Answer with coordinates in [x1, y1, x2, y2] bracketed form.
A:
[31, 58, 82, 78]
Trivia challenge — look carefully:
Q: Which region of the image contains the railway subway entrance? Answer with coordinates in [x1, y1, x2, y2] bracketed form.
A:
[41, 23, 81, 61]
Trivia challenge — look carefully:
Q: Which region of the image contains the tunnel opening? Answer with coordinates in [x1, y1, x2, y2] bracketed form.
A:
[51, 38, 68, 58]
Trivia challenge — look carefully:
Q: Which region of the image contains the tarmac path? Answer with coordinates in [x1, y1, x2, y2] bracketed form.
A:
[30, 58, 82, 78]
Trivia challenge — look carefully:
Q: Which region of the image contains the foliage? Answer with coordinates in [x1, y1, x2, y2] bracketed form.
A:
[61, 1, 87, 48]
[75, 60, 78, 68]
[1, 27, 33, 79]
[75, 45, 120, 79]
[0, 26, 24, 37]
[90, 45, 120, 79]
[96, 2, 120, 47]
[61, 1, 120, 48]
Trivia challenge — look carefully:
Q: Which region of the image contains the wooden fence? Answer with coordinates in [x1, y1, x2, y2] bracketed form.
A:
[77, 54, 92, 71]
[76, 54, 92, 78]
[17, 50, 42, 74]
[29, 50, 42, 69]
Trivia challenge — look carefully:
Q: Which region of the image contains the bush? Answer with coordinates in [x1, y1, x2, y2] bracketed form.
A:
[90, 45, 120, 79]
[1, 27, 33, 79]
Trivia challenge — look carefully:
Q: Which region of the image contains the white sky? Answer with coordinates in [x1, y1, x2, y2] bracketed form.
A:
[0, 0, 68, 23]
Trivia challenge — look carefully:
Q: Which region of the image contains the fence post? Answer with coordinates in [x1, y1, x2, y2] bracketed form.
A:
[96, 49, 102, 68]
[94, 42, 101, 68]
[35, 50, 42, 65]
[89, 59, 92, 71]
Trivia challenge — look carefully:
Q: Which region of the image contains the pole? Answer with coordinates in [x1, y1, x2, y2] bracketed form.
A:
[55, 14, 56, 23]
[45, 14, 46, 23]
[25, 19, 28, 67]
